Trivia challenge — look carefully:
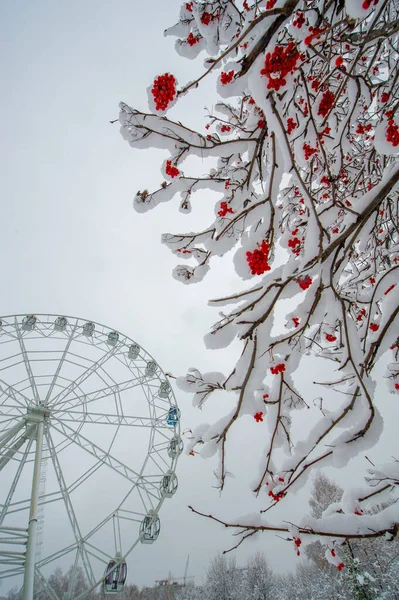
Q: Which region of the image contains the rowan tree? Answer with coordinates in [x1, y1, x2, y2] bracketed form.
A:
[119, 0, 399, 560]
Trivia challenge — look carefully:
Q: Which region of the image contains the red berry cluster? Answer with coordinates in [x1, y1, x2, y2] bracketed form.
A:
[260, 42, 301, 91]
[337, 563, 345, 571]
[304, 26, 327, 46]
[152, 73, 176, 111]
[369, 323, 379, 332]
[201, 11, 212, 25]
[185, 2, 193, 11]
[268, 489, 285, 502]
[218, 201, 234, 217]
[220, 124, 231, 132]
[303, 143, 318, 159]
[270, 363, 286, 375]
[288, 235, 302, 256]
[287, 118, 297, 134]
[356, 307, 367, 322]
[297, 275, 312, 290]
[362, 0, 378, 9]
[254, 412, 264, 422]
[165, 160, 180, 178]
[318, 90, 335, 117]
[220, 70, 235, 85]
[258, 119, 266, 129]
[243, 0, 250, 10]
[187, 32, 201, 46]
[325, 333, 337, 342]
[310, 77, 320, 92]
[292, 317, 300, 327]
[381, 92, 389, 103]
[246, 240, 271, 275]
[386, 119, 399, 147]
[294, 537, 301, 556]
[335, 56, 344, 67]
[320, 125, 331, 137]
[356, 123, 372, 134]
[293, 12, 305, 28]
[266, 0, 276, 8]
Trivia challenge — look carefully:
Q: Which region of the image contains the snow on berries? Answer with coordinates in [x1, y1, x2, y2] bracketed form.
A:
[246, 240, 271, 275]
[151, 73, 177, 112]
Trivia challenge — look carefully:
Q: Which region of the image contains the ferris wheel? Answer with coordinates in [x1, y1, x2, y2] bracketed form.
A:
[0, 314, 182, 600]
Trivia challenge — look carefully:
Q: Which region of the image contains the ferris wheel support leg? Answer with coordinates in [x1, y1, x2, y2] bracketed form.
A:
[22, 420, 44, 600]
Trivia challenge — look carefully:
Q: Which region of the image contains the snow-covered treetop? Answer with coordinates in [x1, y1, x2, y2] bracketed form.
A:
[120, 0, 399, 561]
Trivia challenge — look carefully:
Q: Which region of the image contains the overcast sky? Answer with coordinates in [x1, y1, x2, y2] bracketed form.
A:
[1, 0, 398, 593]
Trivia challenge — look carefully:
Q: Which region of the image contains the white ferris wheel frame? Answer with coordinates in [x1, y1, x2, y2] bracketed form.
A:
[0, 314, 182, 600]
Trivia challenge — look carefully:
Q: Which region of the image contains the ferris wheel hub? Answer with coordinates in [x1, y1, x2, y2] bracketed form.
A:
[26, 406, 50, 423]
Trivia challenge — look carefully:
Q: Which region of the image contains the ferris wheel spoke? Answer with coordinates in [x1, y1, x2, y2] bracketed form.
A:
[43, 321, 79, 406]
[48, 345, 120, 407]
[0, 424, 36, 474]
[51, 376, 149, 412]
[0, 379, 30, 409]
[45, 429, 96, 587]
[50, 419, 141, 483]
[14, 317, 40, 405]
[0, 436, 34, 526]
[52, 410, 165, 428]
[0, 419, 28, 452]
[36, 541, 78, 570]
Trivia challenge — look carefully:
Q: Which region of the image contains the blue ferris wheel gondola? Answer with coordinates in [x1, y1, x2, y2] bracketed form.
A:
[166, 407, 180, 426]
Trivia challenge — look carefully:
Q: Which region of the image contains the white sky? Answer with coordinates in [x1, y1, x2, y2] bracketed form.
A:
[1, 0, 398, 593]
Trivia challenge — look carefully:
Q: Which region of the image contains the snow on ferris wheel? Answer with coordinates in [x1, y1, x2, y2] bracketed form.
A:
[0, 314, 182, 600]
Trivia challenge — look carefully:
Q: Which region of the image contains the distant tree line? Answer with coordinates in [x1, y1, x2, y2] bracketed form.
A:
[1, 475, 398, 600]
